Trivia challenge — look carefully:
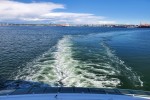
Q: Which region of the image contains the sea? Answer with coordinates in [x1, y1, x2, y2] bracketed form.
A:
[0, 26, 150, 90]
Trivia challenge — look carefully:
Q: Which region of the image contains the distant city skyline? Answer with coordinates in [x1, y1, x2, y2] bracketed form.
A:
[0, 0, 150, 24]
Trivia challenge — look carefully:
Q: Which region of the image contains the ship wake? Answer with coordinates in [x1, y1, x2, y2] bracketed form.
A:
[14, 35, 143, 88]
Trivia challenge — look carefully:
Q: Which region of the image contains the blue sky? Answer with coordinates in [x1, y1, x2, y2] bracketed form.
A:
[0, 0, 150, 24]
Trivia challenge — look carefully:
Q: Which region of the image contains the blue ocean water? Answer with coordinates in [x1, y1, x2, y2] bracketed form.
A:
[0, 26, 150, 90]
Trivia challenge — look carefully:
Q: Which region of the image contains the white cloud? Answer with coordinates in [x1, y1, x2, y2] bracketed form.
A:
[0, 0, 64, 20]
[0, 0, 116, 24]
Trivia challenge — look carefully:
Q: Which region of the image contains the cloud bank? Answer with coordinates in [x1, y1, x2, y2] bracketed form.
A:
[0, 0, 116, 24]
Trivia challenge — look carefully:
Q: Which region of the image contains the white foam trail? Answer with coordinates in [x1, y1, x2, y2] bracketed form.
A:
[15, 48, 56, 83]
[100, 41, 143, 87]
[138, 76, 144, 87]
[48, 36, 121, 87]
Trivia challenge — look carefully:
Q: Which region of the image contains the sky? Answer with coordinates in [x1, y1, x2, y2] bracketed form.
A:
[0, 0, 150, 24]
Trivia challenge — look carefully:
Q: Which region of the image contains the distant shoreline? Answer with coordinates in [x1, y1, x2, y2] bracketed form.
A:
[0, 23, 150, 28]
